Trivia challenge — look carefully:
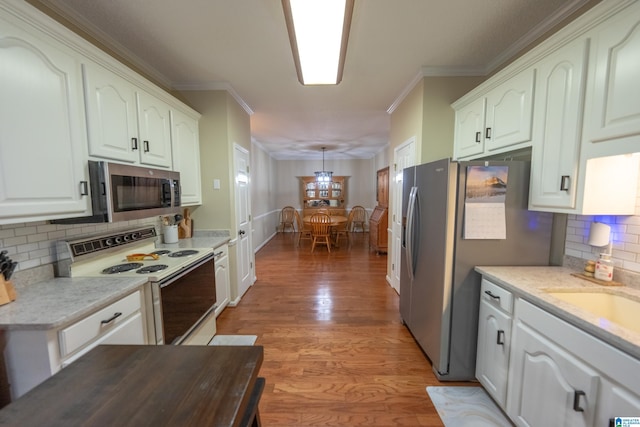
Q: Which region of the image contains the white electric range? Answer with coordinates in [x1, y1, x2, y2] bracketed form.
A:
[56, 227, 216, 344]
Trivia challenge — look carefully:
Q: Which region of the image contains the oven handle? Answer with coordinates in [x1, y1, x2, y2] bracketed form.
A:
[158, 253, 215, 288]
[171, 303, 218, 346]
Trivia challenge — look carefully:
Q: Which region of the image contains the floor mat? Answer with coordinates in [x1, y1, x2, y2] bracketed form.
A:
[208, 335, 257, 346]
[426, 386, 512, 426]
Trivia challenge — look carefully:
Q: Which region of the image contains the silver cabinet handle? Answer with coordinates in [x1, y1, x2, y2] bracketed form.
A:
[80, 181, 89, 196]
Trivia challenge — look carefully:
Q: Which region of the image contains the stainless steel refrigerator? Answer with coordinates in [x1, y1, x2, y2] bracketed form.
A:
[400, 158, 553, 381]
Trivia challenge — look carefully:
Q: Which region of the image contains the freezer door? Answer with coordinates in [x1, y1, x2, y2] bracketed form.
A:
[399, 166, 416, 324]
[410, 159, 457, 375]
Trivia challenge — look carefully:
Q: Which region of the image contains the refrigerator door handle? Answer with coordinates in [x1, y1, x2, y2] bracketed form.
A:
[405, 186, 418, 282]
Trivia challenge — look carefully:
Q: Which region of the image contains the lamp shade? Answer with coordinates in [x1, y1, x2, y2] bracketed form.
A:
[587, 222, 611, 247]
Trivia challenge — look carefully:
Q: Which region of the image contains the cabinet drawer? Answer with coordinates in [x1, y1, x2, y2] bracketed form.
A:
[480, 279, 513, 314]
[59, 291, 142, 358]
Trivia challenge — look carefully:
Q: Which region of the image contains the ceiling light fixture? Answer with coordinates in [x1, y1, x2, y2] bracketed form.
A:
[282, 0, 354, 85]
[315, 147, 333, 183]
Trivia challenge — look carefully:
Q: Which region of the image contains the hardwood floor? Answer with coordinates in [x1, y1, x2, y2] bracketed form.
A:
[216, 232, 465, 426]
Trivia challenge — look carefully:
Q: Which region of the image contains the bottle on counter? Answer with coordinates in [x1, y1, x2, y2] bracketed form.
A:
[594, 253, 614, 282]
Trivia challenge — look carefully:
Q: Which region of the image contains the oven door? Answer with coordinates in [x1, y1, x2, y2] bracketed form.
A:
[152, 255, 216, 345]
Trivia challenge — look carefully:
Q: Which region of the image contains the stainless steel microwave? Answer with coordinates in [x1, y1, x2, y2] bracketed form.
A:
[55, 161, 180, 223]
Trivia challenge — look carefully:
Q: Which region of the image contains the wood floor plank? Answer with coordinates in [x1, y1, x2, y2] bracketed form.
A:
[215, 232, 466, 426]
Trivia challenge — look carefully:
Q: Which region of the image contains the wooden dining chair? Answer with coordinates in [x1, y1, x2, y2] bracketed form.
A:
[279, 206, 296, 233]
[333, 213, 352, 249]
[350, 206, 367, 233]
[309, 213, 332, 253]
[293, 209, 312, 246]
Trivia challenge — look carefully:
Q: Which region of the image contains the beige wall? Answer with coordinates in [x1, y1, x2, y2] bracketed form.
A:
[179, 90, 250, 231]
[251, 142, 279, 249]
[421, 76, 484, 163]
[274, 158, 377, 210]
[389, 79, 424, 158]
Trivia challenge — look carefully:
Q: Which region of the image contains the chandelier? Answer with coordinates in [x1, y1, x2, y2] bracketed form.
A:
[314, 147, 333, 183]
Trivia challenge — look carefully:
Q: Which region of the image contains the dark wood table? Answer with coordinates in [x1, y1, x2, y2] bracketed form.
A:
[0, 345, 264, 426]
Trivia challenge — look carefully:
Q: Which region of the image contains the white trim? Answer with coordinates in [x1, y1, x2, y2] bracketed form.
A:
[386, 69, 423, 115]
[173, 82, 254, 116]
[484, 0, 590, 74]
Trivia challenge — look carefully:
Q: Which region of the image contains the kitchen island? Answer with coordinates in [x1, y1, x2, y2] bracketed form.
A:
[0, 345, 264, 426]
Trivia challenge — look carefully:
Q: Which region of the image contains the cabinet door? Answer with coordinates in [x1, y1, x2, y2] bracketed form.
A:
[137, 92, 172, 168]
[171, 109, 202, 205]
[83, 62, 139, 163]
[485, 68, 535, 152]
[476, 297, 511, 408]
[508, 317, 598, 427]
[454, 97, 486, 159]
[0, 14, 90, 224]
[529, 38, 589, 210]
[214, 249, 230, 318]
[583, 1, 640, 154]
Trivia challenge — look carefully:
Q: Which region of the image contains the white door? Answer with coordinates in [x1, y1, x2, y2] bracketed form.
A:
[389, 138, 416, 294]
[234, 144, 254, 299]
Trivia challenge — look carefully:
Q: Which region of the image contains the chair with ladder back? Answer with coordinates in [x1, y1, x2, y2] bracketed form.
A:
[309, 213, 332, 253]
[279, 206, 296, 233]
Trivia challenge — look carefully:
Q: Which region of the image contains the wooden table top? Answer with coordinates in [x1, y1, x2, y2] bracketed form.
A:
[0, 345, 263, 426]
[303, 215, 347, 225]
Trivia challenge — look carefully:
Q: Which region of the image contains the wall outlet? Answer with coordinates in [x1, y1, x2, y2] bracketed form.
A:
[213, 179, 221, 190]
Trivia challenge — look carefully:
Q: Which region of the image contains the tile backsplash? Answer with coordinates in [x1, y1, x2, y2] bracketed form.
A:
[565, 198, 640, 274]
[0, 218, 162, 274]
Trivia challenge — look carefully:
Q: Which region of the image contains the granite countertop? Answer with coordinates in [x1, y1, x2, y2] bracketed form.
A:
[475, 266, 640, 359]
[0, 277, 147, 330]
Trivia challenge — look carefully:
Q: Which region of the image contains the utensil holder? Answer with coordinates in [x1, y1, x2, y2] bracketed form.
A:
[163, 225, 179, 244]
[0, 277, 16, 306]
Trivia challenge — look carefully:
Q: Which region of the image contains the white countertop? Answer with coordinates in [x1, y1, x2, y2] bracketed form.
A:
[475, 266, 640, 359]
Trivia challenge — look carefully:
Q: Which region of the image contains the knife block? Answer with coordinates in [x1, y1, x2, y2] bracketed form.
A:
[0, 277, 16, 306]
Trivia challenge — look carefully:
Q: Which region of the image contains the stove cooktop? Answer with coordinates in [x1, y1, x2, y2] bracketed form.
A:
[57, 227, 213, 281]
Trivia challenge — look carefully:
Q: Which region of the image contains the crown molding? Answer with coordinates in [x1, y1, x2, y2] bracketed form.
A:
[386, 66, 484, 114]
[36, 0, 173, 89]
[484, 0, 590, 74]
[173, 82, 254, 115]
[387, 0, 591, 115]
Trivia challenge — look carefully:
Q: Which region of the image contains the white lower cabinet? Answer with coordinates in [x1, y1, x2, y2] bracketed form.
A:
[214, 244, 230, 317]
[476, 279, 513, 408]
[506, 298, 640, 427]
[508, 300, 599, 427]
[3, 290, 148, 399]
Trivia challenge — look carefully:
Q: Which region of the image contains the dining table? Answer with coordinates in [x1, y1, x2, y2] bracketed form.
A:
[303, 215, 348, 226]
[0, 345, 264, 426]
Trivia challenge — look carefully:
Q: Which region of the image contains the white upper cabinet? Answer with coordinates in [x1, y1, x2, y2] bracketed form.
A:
[484, 69, 535, 153]
[454, 98, 486, 159]
[136, 91, 173, 169]
[529, 38, 589, 211]
[0, 6, 90, 224]
[582, 0, 640, 157]
[171, 109, 202, 205]
[83, 61, 139, 163]
[453, 69, 534, 160]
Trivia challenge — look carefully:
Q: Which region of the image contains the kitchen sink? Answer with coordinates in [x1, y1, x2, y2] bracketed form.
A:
[545, 291, 640, 334]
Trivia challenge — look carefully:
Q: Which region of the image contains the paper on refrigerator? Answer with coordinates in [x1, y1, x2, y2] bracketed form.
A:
[463, 166, 508, 239]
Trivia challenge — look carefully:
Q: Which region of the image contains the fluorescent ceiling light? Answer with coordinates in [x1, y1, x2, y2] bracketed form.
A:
[282, 0, 354, 85]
